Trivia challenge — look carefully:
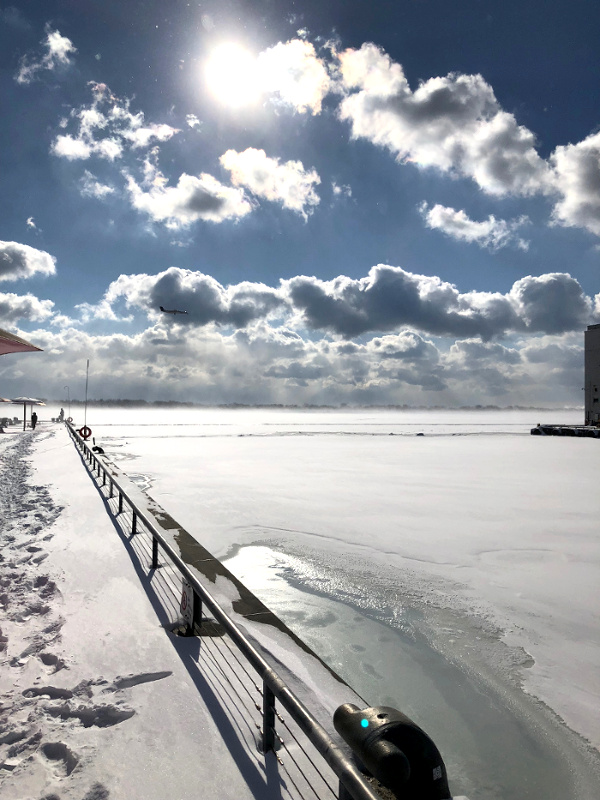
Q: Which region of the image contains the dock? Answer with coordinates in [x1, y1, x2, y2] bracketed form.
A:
[531, 424, 600, 438]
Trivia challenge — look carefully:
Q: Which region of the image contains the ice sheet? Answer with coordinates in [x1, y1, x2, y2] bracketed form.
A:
[57, 407, 600, 797]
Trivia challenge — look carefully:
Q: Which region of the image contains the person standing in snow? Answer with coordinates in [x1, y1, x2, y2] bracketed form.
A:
[31, 411, 38, 430]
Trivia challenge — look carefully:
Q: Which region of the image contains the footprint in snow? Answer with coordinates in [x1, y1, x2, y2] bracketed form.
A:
[40, 740, 79, 777]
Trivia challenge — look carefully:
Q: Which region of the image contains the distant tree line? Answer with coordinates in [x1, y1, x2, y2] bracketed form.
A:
[51, 399, 582, 411]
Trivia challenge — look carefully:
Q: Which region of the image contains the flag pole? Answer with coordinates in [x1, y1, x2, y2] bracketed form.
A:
[84, 359, 89, 428]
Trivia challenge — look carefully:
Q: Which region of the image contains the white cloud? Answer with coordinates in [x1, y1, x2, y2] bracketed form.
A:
[285, 265, 593, 339]
[101, 267, 286, 327]
[420, 203, 530, 250]
[0, 317, 588, 407]
[199, 36, 600, 240]
[26, 217, 37, 230]
[0, 241, 56, 281]
[16, 26, 76, 84]
[186, 114, 201, 129]
[550, 131, 600, 236]
[125, 167, 252, 229]
[337, 43, 552, 198]
[508, 273, 592, 334]
[51, 82, 179, 162]
[332, 182, 352, 198]
[52, 134, 94, 161]
[220, 148, 320, 217]
[89, 263, 595, 344]
[75, 298, 124, 323]
[0, 291, 54, 323]
[257, 39, 331, 114]
[80, 171, 115, 199]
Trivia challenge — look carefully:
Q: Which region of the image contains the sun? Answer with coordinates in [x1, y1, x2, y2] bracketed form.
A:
[205, 43, 260, 108]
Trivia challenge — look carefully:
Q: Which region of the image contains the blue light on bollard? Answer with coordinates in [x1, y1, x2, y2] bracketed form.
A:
[334, 703, 451, 800]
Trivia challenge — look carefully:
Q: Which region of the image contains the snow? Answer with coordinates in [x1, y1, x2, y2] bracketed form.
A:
[2, 407, 600, 800]
[1, 424, 364, 800]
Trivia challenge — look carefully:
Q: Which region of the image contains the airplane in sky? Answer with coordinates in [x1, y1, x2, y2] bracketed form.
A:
[160, 306, 188, 315]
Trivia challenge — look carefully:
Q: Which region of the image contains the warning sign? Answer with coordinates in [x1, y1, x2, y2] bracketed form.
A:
[180, 579, 194, 628]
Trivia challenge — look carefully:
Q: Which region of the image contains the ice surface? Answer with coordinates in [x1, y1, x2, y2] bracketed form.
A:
[3, 408, 599, 800]
[80, 406, 600, 797]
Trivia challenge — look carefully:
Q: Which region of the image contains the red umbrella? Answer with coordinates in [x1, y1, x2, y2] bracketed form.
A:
[0, 327, 42, 356]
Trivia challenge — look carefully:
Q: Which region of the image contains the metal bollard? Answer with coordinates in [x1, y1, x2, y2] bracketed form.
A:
[333, 704, 451, 800]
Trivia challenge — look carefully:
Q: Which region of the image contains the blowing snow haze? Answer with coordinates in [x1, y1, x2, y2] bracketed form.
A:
[1, 1, 599, 405]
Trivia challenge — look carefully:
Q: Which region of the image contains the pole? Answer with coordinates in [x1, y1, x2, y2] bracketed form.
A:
[84, 360, 89, 428]
[64, 385, 70, 419]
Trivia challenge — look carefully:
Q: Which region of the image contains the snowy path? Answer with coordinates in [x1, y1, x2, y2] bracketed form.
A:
[0, 427, 353, 800]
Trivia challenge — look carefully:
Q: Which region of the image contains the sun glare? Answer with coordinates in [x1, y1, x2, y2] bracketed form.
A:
[205, 43, 260, 108]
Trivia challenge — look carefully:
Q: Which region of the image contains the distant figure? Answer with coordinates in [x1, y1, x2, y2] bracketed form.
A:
[160, 305, 188, 315]
[58, 407, 65, 422]
[31, 411, 38, 430]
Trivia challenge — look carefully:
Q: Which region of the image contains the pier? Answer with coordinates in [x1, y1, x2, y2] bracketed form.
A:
[531, 424, 600, 438]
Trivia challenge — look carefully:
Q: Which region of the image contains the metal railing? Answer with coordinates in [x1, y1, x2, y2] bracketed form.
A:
[67, 423, 382, 800]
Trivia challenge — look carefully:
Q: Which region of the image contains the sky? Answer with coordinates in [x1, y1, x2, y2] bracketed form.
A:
[0, 0, 599, 406]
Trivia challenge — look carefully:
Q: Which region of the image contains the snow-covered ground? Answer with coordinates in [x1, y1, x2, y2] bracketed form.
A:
[1, 423, 364, 800]
[2, 407, 600, 800]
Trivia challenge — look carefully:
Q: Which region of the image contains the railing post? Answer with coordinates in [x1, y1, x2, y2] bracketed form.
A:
[262, 683, 276, 753]
[131, 511, 137, 535]
[180, 580, 202, 635]
[109, 478, 113, 498]
[193, 591, 202, 632]
[102, 469, 106, 487]
[118, 492, 123, 514]
[151, 536, 159, 569]
[339, 780, 353, 800]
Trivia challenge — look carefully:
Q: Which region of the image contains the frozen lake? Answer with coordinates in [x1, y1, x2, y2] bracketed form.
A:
[55, 406, 600, 799]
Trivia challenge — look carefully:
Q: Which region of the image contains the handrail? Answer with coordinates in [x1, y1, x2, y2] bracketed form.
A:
[66, 423, 382, 800]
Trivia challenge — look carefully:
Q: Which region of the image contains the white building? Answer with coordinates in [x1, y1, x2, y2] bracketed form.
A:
[584, 323, 600, 425]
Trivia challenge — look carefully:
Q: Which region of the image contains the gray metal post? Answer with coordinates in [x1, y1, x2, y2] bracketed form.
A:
[151, 537, 159, 569]
[262, 683, 276, 753]
[118, 493, 123, 514]
[131, 512, 137, 535]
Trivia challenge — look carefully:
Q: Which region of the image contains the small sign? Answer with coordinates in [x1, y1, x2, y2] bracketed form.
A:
[180, 579, 194, 628]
